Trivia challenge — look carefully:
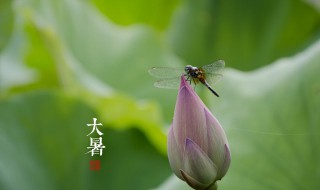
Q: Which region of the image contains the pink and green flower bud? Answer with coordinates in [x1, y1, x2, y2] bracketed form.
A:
[167, 76, 231, 190]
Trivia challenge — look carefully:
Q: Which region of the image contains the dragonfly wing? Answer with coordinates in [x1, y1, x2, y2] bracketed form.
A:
[205, 73, 223, 86]
[201, 60, 225, 74]
[148, 67, 185, 79]
[154, 77, 180, 89]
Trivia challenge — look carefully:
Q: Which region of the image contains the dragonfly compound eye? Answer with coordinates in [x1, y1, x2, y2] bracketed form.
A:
[185, 65, 192, 72]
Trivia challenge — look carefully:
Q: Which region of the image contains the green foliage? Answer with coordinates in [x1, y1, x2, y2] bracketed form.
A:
[0, 0, 14, 53]
[0, 91, 170, 190]
[90, 0, 180, 30]
[168, 0, 320, 70]
[1, 0, 320, 189]
[216, 41, 320, 189]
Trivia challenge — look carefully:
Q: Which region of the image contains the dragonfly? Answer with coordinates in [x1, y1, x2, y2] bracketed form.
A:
[148, 60, 225, 97]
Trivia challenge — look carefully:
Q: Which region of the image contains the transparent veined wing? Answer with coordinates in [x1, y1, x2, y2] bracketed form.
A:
[148, 67, 185, 79]
[201, 60, 225, 75]
[153, 77, 180, 89]
[204, 73, 223, 87]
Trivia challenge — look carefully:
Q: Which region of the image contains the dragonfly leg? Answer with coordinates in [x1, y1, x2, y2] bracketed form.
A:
[186, 75, 192, 85]
[192, 78, 197, 90]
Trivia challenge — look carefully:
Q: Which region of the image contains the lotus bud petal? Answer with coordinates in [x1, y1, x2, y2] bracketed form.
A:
[167, 75, 231, 189]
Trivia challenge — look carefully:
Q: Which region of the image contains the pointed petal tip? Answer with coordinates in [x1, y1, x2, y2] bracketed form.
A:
[180, 75, 194, 92]
[184, 138, 218, 184]
[180, 75, 187, 87]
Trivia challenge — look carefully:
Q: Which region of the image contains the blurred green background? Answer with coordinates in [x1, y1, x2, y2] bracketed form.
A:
[1, 0, 320, 189]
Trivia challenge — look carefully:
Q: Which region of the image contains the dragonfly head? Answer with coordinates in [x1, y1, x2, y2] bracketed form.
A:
[185, 65, 199, 73]
[185, 65, 193, 73]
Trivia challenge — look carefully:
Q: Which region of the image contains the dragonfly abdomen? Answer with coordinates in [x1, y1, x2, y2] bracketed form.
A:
[202, 80, 220, 97]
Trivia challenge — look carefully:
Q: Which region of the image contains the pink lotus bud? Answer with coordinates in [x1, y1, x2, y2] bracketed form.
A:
[167, 75, 231, 190]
